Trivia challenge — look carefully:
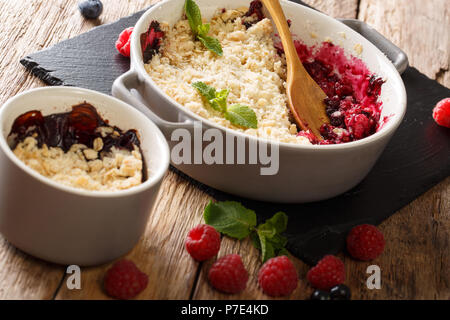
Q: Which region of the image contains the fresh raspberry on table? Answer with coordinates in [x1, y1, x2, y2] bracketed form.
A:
[104, 259, 148, 300]
[307, 255, 346, 290]
[208, 254, 249, 294]
[258, 256, 298, 297]
[115, 27, 134, 57]
[432, 98, 450, 128]
[346, 224, 385, 261]
[185, 224, 221, 261]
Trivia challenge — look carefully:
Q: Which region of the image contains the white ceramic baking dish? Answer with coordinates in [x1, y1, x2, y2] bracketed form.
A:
[112, 0, 407, 203]
[0, 87, 170, 266]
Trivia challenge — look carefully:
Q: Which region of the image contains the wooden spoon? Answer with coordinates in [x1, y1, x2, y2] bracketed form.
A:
[262, 0, 329, 140]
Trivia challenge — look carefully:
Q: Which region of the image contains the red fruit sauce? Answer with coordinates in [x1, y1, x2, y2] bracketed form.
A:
[276, 40, 385, 144]
[245, 0, 386, 144]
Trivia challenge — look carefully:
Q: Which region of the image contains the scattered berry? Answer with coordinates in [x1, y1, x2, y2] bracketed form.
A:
[208, 254, 248, 294]
[78, 0, 103, 19]
[346, 224, 385, 261]
[116, 27, 134, 58]
[330, 284, 351, 300]
[104, 260, 148, 300]
[432, 98, 450, 128]
[258, 256, 298, 297]
[185, 224, 221, 261]
[310, 289, 331, 300]
[307, 255, 346, 291]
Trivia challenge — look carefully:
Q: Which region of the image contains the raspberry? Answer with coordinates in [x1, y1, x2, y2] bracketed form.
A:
[258, 256, 298, 297]
[307, 255, 346, 290]
[208, 254, 248, 294]
[433, 98, 450, 128]
[185, 224, 221, 261]
[104, 260, 148, 300]
[116, 27, 134, 57]
[346, 224, 385, 261]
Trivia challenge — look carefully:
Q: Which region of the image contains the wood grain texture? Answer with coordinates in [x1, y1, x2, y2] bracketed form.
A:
[0, 0, 161, 300]
[193, 178, 450, 300]
[55, 171, 212, 299]
[0, 0, 448, 300]
[303, 0, 358, 18]
[358, 0, 450, 87]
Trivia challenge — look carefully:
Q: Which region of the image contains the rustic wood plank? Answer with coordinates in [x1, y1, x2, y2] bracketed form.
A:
[344, 177, 450, 300]
[55, 171, 211, 299]
[303, 0, 359, 18]
[0, 238, 63, 299]
[0, 0, 448, 301]
[358, 0, 450, 87]
[193, 178, 450, 300]
[0, 0, 163, 300]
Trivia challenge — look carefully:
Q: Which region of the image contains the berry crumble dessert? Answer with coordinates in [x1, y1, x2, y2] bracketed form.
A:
[143, 0, 385, 145]
[8, 103, 146, 192]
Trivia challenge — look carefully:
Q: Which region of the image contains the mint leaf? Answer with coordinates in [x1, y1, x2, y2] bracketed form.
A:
[184, 0, 223, 55]
[185, 0, 202, 36]
[250, 231, 261, 250]
[204, 201, 257, 240]
[278, 248, 290, 257]
[210, 89, 229, 112]
[258, 232, 275, 263]
[197, 23, 210, 36]
[192, 81, 216, 101]
[261, 211, 288, 234]
[192, 82, 227, 112]
[203, 202, 289, 262]
[257, 232, 288, 262]
[197, 35, 223, 56]
[225, 104, 258, 129]
[254, 212, 289, 262]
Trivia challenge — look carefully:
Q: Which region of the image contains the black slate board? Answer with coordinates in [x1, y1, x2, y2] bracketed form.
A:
[20, 2, 450, 265]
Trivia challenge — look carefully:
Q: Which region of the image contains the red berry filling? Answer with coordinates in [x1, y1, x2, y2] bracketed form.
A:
[141, 21, 165, 63]
[243, 0, 265, 29]
[276, 39, 385, 144]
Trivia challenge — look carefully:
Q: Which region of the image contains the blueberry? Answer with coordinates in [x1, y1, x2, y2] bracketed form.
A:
[78, 0, 103, 19]
[310, 290, 331, 300]
[330, 284, 351, 300]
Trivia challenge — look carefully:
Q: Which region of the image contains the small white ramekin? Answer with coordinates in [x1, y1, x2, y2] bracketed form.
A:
[0, 87, 170, 266]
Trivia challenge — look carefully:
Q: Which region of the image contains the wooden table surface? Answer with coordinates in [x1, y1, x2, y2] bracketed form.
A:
[0, 0, 449, 300]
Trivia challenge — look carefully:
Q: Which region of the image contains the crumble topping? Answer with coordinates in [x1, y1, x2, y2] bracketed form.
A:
[144, 10, 311, 145]
[13, 136, 143, 192]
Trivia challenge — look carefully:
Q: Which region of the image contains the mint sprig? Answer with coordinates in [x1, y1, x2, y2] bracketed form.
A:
[254, 212, 289, 262]
[192, 82, 258, 129]
[204, 201, 256, 240]
[184, 0, 223, 56]
[204, 201, 289, 262]
[225, 104, 258, 129]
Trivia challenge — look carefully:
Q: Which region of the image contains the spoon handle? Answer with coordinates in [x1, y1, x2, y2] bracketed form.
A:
[261, 0, 304, 72]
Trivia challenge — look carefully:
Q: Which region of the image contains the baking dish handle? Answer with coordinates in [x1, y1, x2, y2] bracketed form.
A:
[338, 19, 409, 74]
[112, 69, 193, 139]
